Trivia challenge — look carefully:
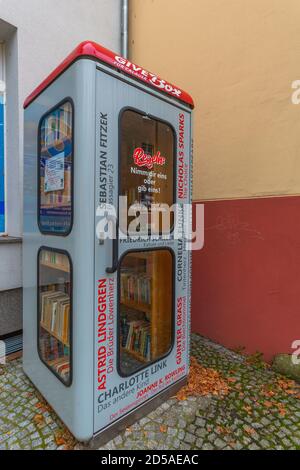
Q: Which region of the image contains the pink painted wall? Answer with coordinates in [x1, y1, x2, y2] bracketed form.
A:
[191, 196, 300, 362]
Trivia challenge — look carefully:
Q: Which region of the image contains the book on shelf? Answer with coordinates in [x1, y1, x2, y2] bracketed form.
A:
[121, 307, 151, 361]
[121, 269, 152, 306]
[40, 290, 70, 344]
[40, 250, 70, 269]
[40, 330, 70, 381]
[125, 320, 151, 361]
[49, 356, 70, 382]
[39, 333, 69, 361]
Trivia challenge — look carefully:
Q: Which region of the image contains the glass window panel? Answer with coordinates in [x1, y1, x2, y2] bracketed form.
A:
[119, 249, 173, 376]
[38, 248, 72, 386]
[38, 101, 73, 235]
[120, 110, 175, 235]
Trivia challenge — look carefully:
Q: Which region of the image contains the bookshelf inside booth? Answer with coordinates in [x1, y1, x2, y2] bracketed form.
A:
[119, 249, 173, 376]
[38, 248, 72, 386]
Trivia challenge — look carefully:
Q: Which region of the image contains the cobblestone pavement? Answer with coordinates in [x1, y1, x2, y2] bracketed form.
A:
[0, 334, 300, 450]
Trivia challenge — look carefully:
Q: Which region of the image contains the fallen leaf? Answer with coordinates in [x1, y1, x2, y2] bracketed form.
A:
[176, 357, 230, 400]
[242, 405, 252, 415]
[176, 391, 187, 401]
[276, 378, 296, 391]
[263, 401, 273, 408]
[286, 389, 297, 395]
[35, 401, 52, 413]
[33, 414, 44, 425]
[261, 387, 276, 398]
[160, 425, 167, 433]
[217, 426, 231, 435]
[244, 426, 255, 435]
[55, 435, 66, 446]
[54, 430, 76, 449]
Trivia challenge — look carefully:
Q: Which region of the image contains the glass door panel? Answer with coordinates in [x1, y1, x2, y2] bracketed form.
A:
[120, 109, 175, 234]
[119, 249, 173, 376]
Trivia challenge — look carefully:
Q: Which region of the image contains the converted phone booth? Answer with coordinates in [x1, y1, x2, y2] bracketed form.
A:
[23, 41, 194, 443]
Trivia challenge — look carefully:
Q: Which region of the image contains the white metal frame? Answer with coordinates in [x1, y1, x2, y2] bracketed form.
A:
[0, 42, 6, 235]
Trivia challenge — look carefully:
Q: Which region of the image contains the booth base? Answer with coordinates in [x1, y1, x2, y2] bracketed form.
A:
[88, 377, 187, 449]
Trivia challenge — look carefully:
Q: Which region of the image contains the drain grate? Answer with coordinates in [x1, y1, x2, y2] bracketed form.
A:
[2, 333, 23, 356]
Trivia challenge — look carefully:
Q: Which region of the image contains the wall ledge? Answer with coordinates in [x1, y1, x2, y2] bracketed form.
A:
[0, 236, 22, 245]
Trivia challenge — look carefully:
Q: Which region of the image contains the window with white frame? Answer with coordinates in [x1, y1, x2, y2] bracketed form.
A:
[0, 42, 5, 233]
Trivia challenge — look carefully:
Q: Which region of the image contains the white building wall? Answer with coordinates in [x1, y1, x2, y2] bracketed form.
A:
[0, 0, 121, 294]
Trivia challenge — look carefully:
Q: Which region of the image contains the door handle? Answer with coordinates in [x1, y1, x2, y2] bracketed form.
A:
[106, 218, 119, 274]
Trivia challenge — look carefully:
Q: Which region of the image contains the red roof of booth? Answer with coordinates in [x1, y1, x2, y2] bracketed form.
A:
[23, 41, 194, 109]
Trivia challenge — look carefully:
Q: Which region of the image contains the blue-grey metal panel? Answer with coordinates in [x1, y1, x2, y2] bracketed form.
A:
[23, 59, 96, 441]
[93, 68, 192, 434]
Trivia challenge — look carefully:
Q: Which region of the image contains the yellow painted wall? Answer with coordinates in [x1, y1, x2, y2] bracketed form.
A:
[129, 0, 300, 201]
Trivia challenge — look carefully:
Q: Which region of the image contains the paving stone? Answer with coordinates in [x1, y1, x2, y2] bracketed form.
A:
[214, 438, 226, 449]
[1, 335, 300, 450]
[184, 432, 196, 444]
[231, 441, 244, 450]
[261, 417, 271, 426]
[248, 443, 260, 450]
[32, 438, 43, 447]
[167, 427, 178, 437]
[196, 428, 207, 438]
[195, 417, 206, 427]
[290, 436, 300, 446]
[114, 434, 123, 445]
[282, 437, 293, 448]
[208, 433, 217, 443]
[195, 437, 203, 448]
[202, 442, 214, 450]
[257, 438, 270, 448]
[173, 438, 181, 448]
